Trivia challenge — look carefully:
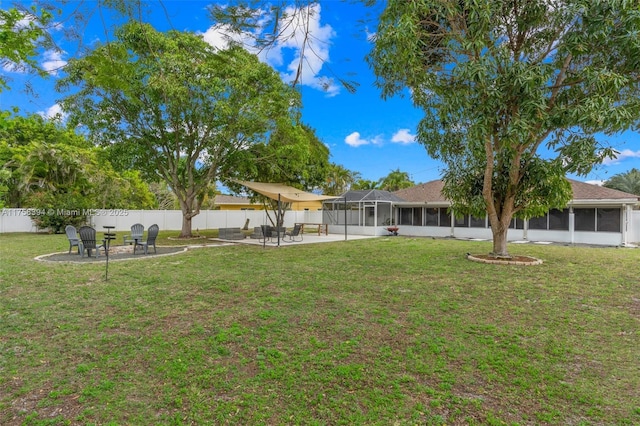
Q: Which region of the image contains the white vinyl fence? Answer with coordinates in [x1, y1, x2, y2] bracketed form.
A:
[632, 210, 640, 243]
[0, 208, 324, 234]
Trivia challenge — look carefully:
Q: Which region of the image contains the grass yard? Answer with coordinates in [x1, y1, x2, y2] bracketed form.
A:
[1, 232, 639, 425]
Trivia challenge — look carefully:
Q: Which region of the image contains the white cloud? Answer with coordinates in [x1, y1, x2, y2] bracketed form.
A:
[371, 135, 384, 146]
[38, 103, 66, 121]
[200, 4, 338, 96]
[345, 132, 368, 147]
[41, 50, 66, 75]
[602, 149, 640, 165]
[391, 129, 415, 144]
[13, 14, 37, 30]
[200, 23, 254, 52]
[584, 180, 604, 186]
[344, 131, 386, 147]
[2, 60, 24, 74]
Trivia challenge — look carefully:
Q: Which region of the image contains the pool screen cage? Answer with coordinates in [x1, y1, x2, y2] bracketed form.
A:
[322, 190, 406, 228]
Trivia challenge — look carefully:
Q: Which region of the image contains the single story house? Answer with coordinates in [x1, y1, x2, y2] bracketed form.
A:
[324, 180, 640, 246]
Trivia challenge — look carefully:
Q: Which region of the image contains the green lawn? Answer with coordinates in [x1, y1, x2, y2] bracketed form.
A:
[1, 232, 639, 425]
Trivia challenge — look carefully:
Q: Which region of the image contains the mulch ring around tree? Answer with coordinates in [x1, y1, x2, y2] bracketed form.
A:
[467, 254, 543, 265]
[35, 245, 189, 263]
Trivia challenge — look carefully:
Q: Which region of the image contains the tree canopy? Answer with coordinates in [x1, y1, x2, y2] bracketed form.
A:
[369, 0, 640, 257]
[319, 163, 361, 196]
[225, 122, 330, 225]
[378, 168, 414, 192]
[0, 5, 54, 91]
[58, 21, 300, 237]
[603, 168, 640, 196]
[0, 112, 155, 230]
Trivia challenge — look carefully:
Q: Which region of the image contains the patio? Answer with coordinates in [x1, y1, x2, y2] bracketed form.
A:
[36, 232, 378, 262]
[215, 232, 378, 246]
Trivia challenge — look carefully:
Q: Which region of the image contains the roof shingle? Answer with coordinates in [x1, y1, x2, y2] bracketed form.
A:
[393, 179, 639, 203]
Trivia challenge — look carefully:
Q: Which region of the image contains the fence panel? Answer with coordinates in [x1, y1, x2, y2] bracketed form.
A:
[0, 209, 38, 233]
[632, 211, 640, 243]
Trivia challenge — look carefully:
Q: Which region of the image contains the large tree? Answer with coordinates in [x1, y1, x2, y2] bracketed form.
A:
[369, 0, 640, 258]
[352, 179, 380, 190]
[0, 112, 156, 230]
[226, 121, 330, 225]
[378, 168, 415, 192]
[58, 22, 299, 237]
[320, 163, 361, 196]
[603, 168, 640, 196]
[0, 112, 93, 208]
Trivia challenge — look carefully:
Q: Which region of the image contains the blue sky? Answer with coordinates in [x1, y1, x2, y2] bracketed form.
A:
[3, 0, 639, 186]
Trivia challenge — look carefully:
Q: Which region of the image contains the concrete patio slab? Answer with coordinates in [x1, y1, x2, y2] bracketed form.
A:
[214, 233, 378, 246]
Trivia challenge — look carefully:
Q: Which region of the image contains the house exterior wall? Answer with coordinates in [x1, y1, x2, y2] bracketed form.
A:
[292, 201, 324, 211]
[215, 204, 261, 211]
[526, 229, 623, 246]
[389, 204, 636, 246]
[323, 202, 639, 246]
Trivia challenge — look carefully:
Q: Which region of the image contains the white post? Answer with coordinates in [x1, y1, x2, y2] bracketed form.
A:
[569, 207, 575, 245]
[622, 204, 630, 246]
[450, 210, 455, 237]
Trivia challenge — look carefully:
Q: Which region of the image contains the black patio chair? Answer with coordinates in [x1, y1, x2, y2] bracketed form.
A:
[134, 224, 159, 254]
[78, 226, 106, 258]
[259, 225, 273, 243]
[284, 224, 303, 242]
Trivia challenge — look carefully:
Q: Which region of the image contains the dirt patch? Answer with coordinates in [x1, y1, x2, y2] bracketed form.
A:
[35, 246, 188, 263]
[467, 254, 543, 265]
[167, 235, 208, 241]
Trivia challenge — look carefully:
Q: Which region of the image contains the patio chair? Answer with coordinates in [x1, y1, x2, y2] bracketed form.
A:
[259, 225, 273, 243]
[78, 226, 106, 258]
[134, 224, 159, 254]
[123, 223, 144, 245]
[284, 224, 303, 242]
[65, 225, 83, 254]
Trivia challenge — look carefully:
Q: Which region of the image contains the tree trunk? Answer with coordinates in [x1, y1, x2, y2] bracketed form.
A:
[178, 198, 194, 238]
[180, 214, 192, 238]
[488, 206, 514, 258]
[177, 191, 200, 238]
[490, 223, 510, 258]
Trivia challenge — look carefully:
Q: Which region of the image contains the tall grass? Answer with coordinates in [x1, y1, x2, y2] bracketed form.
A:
[1, 232, 638, 425]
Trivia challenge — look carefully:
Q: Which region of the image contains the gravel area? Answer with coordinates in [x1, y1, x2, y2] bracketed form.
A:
[36, 245, 188, 263]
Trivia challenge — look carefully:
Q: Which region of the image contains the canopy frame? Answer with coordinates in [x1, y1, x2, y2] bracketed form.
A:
[233, 180, 339, 247]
